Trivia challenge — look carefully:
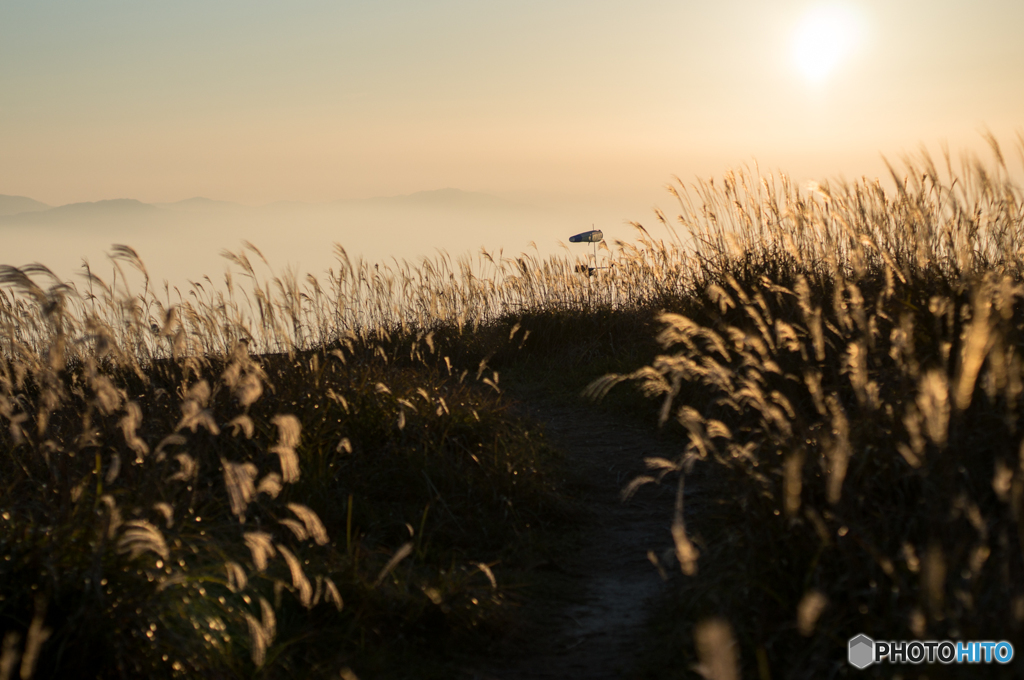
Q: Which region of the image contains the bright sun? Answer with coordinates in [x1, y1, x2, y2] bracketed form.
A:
[792, 4, 863, 84]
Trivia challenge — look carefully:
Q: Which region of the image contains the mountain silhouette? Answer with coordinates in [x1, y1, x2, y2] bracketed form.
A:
[0, 190, 528, 226]
[0, 199, 159, 226]
[0, 195, 51, 217]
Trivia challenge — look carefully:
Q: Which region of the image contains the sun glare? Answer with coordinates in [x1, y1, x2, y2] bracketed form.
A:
[792, 4, 863, 84]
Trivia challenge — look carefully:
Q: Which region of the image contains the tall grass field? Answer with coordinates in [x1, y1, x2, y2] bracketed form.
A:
[3, 139, 1024, 678]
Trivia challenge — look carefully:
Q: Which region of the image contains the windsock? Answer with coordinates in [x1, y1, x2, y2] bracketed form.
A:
[569, 229, 603, 243]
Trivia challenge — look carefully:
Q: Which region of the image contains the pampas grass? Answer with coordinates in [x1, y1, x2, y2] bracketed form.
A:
[596, 138, 1024, 678]
[3, 135, 1024, 677]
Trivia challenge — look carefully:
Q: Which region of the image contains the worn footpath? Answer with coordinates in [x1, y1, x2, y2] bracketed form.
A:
[467, 392, 690, 680]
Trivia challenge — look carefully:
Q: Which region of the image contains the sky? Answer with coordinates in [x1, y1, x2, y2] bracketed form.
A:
[1, 0, 1023, 280]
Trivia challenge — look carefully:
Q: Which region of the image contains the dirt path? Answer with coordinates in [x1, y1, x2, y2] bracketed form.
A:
[468, 394, 685, 679]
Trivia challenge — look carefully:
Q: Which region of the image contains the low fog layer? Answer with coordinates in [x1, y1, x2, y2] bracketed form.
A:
[0, 189, 659, 289]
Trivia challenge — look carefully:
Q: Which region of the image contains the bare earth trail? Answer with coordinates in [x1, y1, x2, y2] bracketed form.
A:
[466, 390, 688, 680]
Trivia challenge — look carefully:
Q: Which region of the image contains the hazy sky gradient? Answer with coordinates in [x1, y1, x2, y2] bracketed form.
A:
[3, 0, 1022, 209]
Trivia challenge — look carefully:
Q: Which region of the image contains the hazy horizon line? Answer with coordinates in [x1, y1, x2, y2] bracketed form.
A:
[0, 186, 526, 210]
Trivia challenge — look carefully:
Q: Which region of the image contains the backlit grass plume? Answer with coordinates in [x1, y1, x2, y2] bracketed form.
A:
[593, 138, 1024, 678]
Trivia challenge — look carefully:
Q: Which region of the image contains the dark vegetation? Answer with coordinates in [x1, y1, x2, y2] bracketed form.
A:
[0, 327, 568, 679]
[3, 140, 1024, 679]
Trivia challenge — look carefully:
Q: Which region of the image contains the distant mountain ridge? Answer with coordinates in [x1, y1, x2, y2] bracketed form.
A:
[0, 195, 51, 217]
[0, 189, 532, 228]
[0, 199, 158, 226]
[46, 198, 155, 214]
